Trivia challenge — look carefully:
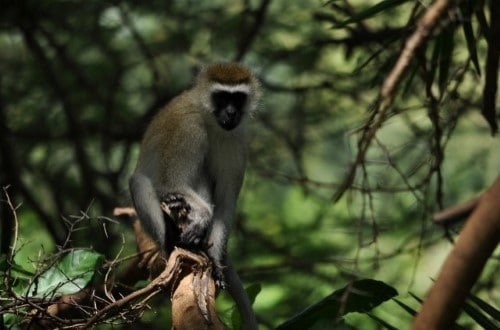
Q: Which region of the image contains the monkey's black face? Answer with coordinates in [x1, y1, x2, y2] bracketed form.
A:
[211, 91, 247, 130]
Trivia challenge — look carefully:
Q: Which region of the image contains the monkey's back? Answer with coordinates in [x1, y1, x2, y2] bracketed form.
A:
[135, 91, 208, 188]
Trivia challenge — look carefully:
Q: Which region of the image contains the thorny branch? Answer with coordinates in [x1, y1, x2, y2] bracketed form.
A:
[0, 202, 222, 329]
[333, 0, 459, 202]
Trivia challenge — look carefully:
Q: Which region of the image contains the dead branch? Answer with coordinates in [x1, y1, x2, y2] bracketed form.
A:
[412, 177, 500, 329]
[432, 196, 480, 225]
[333, 0, 459, 202]
[83, 247, 222, 329]
[381, 0, 457, 102]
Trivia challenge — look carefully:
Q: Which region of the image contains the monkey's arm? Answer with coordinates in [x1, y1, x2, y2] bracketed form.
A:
[129, 172, 166, 247]
[130, 113, 213, 248]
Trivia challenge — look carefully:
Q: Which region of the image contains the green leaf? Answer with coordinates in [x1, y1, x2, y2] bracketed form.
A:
[408, 291, 423, 303]
[462, 301, 499, 329]
[392, 298, 417, 316]
[408, 293, 467, 330]
[245, 283, 261, 305]
[402, 61, 419, 97]
[467, 294, 500, 321]
[3, 312, 24, 329]
[25, 249, 103, 298]
[429, 35, 441, 88]
[366, 312, 399, 330]
[336, 0, 409, 28]
[438, 25, 455, 93]
[460, 3, 481, 75]
[276, 279, 398, 330]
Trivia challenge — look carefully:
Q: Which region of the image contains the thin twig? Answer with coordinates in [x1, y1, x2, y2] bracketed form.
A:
[2, 186, 19, 263]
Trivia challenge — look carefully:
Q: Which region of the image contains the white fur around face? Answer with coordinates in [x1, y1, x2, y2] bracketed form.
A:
[210, 83, 251, 94]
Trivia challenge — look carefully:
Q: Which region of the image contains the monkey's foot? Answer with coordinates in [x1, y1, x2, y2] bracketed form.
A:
[163, 192, 190, 221]
[213, 266, 226, 290]
[179, 223, 207, 247]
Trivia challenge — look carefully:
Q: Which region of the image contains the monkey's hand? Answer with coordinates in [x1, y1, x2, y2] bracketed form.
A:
[163, 192, 191, 221]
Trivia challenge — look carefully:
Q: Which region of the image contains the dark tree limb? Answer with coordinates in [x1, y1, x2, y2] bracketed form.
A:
[481, 0, 500, 135]
[235, 0, 272, 61]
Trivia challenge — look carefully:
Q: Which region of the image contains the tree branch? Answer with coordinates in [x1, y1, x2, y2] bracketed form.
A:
[381, 0, 457, 102]
[412, 177, 500, 329]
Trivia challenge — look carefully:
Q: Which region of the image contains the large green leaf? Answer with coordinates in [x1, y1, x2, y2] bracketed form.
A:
[276, 279, 398, 330]
[24, 249, 103, 298]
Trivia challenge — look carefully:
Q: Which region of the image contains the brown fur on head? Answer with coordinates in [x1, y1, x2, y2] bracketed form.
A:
[205, 63, 251, 85]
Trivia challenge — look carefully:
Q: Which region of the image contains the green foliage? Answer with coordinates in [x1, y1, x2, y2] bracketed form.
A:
[277, 279, 397, 329]
[462, 299, 500, 329]
[1, 0, 499, 328]
[4, 249, 104, 298]
[25, 249, 103, 297]
[335, 0, 410, 28]
[1, 249, 103, 328]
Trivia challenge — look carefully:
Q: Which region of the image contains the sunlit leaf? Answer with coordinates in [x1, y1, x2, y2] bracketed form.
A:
[25, 249, 103, 298]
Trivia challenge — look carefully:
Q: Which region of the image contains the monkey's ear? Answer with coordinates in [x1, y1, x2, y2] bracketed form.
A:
[191, 64, 203, 77]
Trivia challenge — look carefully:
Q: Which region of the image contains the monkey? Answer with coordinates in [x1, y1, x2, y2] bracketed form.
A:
[129, 63, 261, 329]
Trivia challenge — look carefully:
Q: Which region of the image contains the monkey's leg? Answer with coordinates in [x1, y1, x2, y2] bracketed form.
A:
[205, 219, 230, 289]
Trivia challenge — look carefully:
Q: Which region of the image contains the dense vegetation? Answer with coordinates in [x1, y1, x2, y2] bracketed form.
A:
[1, 0, 498, 328]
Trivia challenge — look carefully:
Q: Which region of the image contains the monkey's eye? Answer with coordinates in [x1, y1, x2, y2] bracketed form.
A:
[212, 91, 248, 110]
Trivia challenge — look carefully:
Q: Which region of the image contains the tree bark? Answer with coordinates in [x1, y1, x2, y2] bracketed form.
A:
[412, 177, 500, 329]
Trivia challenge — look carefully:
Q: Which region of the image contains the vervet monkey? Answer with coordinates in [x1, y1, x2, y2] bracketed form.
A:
[129, 63, 260, 329]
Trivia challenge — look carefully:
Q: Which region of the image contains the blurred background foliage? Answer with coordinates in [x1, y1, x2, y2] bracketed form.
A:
[0, 0, 499, 328]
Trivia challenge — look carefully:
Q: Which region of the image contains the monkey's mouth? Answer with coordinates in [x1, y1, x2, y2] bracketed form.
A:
[216, 108, 242, 131]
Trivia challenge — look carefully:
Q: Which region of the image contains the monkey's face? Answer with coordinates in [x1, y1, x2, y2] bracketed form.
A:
[211, 90, 248, 130]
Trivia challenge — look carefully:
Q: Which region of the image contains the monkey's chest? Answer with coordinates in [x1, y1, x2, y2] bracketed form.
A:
[207, 138, 246, 194]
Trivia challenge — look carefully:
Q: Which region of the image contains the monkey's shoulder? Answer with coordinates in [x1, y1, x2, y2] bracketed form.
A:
[150, 93, 203, 127]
